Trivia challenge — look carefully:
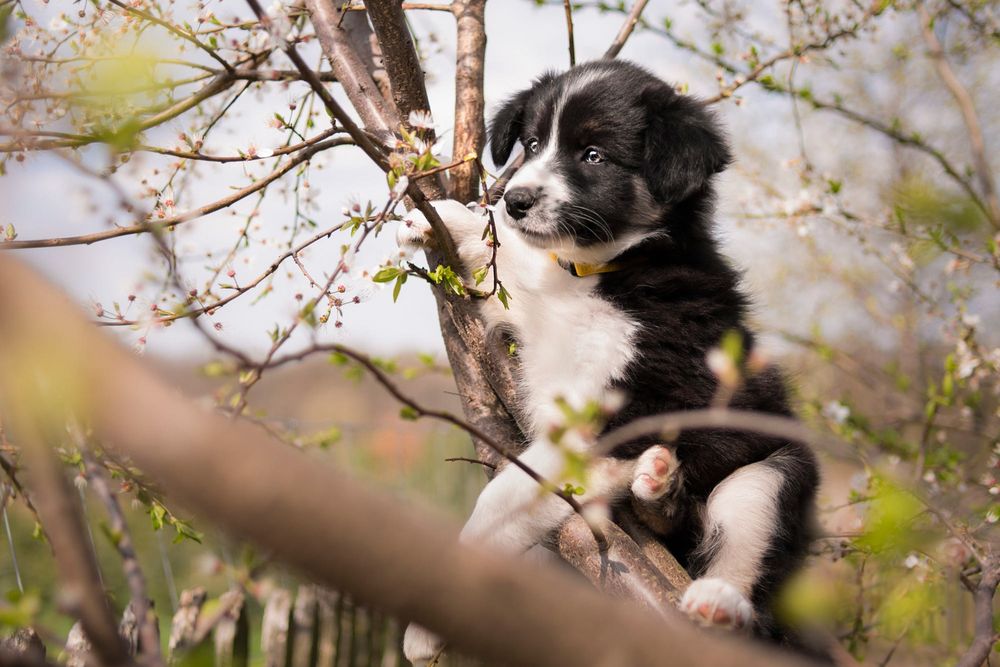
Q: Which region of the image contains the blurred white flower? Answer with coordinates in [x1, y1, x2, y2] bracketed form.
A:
[48, 14, 70, 31]
[889, 242, 914, 270]
[822, 401, 850, 424]
[903, 553, 920, 569]
[581, 499, 611, 530]
[600, 388, 626, 415]
[962, 313, 981, 328]
[391, 175, 410, 199]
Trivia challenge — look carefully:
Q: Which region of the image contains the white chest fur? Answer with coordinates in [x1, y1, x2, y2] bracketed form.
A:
[483, 250, 639, 438]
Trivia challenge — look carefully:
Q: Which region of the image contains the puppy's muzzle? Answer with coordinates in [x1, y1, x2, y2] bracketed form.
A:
[504, 187, 537, 220]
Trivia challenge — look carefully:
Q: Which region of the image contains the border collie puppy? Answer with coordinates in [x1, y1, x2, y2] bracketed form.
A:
[398, 60, 818, 663]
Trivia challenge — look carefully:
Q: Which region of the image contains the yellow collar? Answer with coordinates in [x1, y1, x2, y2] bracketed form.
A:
[549, 252, 624, 277]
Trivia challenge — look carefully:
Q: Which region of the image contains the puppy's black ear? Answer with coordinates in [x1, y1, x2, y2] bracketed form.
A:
[488, 73, 557, 166]
[642, 83, 732, 203]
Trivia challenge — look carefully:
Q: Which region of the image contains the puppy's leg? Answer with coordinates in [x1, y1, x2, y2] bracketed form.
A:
[397, 200, 493, 268]
[681, 460, 786, 632]
[404, 442, 629, 664]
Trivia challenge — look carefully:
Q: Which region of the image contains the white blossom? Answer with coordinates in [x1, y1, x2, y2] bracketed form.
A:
[408, 110, 435, 130]
[391, 175, 410, 199]
[822, 400, 850, 424]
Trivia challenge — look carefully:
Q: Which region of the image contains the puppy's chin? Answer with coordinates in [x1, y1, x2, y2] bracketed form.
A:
[497, 208, 564, 249]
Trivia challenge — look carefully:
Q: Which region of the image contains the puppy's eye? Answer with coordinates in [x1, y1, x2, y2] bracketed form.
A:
[525, 138, 540, 153]
[583, 147, 605, 164]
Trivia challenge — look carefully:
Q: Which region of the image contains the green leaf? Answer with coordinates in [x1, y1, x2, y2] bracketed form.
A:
[300, 302, 317, 327]
[472, 265, 489, 286]
[497, 284, 511, 309]
[172, 519, 203, 544]
[720, 329, 744, 366]
[149, 502, 167, 531]
[399, 406, 420, 421]
[372, 266, 401, 283]
[392, 272, 407, 302]
[3, 224, 16, 242]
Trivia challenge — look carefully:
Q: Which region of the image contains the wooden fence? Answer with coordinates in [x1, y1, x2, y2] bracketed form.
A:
[1, 586, 410, 667]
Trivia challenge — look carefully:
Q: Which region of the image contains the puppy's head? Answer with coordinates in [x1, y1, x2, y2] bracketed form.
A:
[489, 61, 731, 260]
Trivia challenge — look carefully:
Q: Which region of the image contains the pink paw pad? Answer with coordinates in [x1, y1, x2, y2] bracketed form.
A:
[631, 445, 674, 501]
[680, 578, 753, 632]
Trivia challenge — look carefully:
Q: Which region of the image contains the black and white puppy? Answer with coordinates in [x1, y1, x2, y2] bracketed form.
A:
[398, 60, 818, 663]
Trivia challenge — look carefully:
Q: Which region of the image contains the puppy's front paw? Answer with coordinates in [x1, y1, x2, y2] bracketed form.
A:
[396, 210, 435, 251]
[680, 577, 753, 632]
[631, 445, 676, 501]
[403, 622, 444, 666]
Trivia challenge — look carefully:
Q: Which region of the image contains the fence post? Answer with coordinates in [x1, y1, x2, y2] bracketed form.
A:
[214, 589, 249, 667]
[120, 598, 160, 658]
[262, 588, 292, 667]
[291, 585, 318, 667]
[168, 587, 206, 661]
[1, 627, 45, 662]
[64, 622, 91, 667]
[315, 590, 339, 667]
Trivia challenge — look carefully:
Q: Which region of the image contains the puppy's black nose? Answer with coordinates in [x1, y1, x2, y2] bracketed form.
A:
[505, 188, 536, 219]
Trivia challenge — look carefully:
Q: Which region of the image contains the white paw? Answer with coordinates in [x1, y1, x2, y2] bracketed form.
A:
[396, 209, 434, 251]
[630, 445, 676, 501]
[403, 622, 444, 666]
[680, 577, 753, 631]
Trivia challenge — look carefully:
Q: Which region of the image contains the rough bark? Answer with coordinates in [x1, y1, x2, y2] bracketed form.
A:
[305, 0, 397, 137]
[449, 0, 488, 203]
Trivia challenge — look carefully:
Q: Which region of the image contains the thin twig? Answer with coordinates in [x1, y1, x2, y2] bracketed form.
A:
[265, 342, 606, 547]
[1, 137, 351, 249]
[603, 0, 650, 59]
[563, 0, 576, 66]
[106, 0, 235, 74]
[597, 407, 827, 455]
[80, 447, 163, 666]
[444, 457, 497, 470]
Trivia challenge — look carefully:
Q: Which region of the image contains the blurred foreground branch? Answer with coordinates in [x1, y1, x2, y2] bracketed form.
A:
[0, 257, 815, 667]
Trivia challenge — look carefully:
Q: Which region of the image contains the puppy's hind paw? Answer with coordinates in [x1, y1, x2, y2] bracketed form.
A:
[631, 445, 676, 502]
[403, 622, 445, 666]
[680, 577, 753, 632]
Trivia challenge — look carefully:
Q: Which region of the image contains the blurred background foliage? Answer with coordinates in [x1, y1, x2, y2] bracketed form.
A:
[1, 0, 999, 664]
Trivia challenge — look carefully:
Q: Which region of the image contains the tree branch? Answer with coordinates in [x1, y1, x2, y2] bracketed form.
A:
[305, 0, 398, 137]
[2, 413, 128, 665]
[80, 447, 162, 666]
[365, 0, 435, 128]
[956, 557, 1000, 667]
[449, 0, 487, 203]
[0, 257, 816, 667]
[918, 5, 1000, 230]
[603, 0, 650, 59]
